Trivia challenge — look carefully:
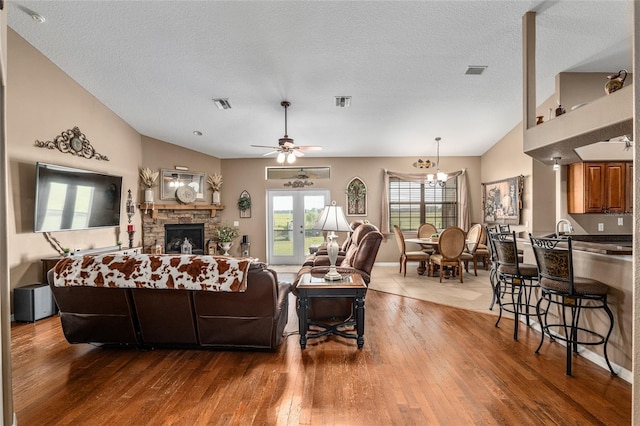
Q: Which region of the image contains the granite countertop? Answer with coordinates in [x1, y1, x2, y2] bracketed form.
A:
[516, 232, 632, 256]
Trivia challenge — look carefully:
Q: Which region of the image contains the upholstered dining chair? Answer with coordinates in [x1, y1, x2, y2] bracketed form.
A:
[417, 222, 438, 255]
[417, 223, 438, 238]
[429, 226, 466, 283]
[460, 223, 482, 276]
[393, 225, 431, 277]
[529, 234, 616, 376]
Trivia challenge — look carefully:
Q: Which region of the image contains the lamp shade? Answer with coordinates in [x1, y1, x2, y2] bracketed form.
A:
[313, 201, 351, 232]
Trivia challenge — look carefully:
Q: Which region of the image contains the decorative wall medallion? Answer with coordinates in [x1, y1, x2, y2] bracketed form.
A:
[34, 126, 109, 161]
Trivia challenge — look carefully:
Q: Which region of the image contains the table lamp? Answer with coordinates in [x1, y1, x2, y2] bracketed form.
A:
[313, 201, 352, 281]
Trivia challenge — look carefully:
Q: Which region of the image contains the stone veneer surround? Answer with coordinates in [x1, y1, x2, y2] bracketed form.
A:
[141, 207, 221, 254]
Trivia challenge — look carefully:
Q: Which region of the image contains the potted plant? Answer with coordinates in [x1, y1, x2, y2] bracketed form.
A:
[207, 173, 223, 205]
[62, 248, 71, 257]
[212, 224, 239, 256]
[116, 240, 123, 250]
[139, 167, 159, 203]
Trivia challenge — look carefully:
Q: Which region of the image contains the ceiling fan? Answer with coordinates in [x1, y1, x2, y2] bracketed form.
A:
[251, 101, 322, 163]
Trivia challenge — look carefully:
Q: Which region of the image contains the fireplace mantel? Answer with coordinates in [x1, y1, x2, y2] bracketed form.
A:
[139, 204, 225, 219]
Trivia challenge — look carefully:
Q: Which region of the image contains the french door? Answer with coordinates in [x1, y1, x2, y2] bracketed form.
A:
[267, 189, 330, 265]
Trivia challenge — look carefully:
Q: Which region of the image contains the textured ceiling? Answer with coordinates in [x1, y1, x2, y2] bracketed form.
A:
[7, 1, 633, 160]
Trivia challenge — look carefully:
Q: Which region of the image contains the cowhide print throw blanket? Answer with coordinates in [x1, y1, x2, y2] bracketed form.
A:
[54, 254, 250, 292]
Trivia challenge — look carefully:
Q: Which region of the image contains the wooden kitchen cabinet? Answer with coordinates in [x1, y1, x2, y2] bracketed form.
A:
[568, 162, 629, 214]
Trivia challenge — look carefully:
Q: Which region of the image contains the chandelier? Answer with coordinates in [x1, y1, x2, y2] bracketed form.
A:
[427, 137, 447, 187]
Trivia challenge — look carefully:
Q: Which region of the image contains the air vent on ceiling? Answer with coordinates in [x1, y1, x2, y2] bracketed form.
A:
[465, 66, 487, 75]
[335, 96, 352, 108]
[213, 98, 232, 110]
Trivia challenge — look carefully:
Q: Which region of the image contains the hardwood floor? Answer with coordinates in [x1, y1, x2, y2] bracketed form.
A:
[12, 290, 630, 425]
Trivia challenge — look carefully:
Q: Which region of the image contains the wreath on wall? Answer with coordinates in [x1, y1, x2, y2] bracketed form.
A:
[238, 196, 252, 211]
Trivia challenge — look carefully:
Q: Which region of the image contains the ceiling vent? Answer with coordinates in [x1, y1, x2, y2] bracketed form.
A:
[335, 96, 352, 108]
[465, 66, 487, 75]
[212, 98, 232, 110]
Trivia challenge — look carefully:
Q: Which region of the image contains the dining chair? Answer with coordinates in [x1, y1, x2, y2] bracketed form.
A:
[529, 234, 616, 376]
[393, 225, 431, 277]
[460, 223, 482, 276]
[429, 226, 466, 283]
[417, 223, 438, 255]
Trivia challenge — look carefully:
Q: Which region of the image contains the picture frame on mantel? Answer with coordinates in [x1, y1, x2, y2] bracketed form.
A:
[482, 175, 524, 225]
[160, 169, 205, 201]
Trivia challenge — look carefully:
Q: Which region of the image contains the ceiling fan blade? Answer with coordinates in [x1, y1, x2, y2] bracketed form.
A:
[251, 144, 279, 149]
[296, 145, 323, 151]
[292, 150, 305, 157]
[262, 151, 278, 157]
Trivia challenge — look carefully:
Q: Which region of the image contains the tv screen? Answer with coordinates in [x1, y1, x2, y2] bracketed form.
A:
[34, 162, 123, 233]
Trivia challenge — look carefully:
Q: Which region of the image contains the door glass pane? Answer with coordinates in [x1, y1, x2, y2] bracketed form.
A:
[272, 195, 293, 256]
[304, 195, 327, 255]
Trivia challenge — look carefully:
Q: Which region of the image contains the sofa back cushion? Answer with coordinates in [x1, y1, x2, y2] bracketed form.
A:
[54, 254, 251, 292]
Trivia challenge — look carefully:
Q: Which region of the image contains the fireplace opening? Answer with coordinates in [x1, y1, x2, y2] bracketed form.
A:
[165, 224, 205, 254]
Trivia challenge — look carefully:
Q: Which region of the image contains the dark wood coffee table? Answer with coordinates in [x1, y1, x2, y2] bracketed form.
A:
[296, 272, 366, 349]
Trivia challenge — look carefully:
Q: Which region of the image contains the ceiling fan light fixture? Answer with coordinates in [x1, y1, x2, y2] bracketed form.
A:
[213, 98, 232, 110]
[335, 96, 352, 108]
[287, 152, 296, 164]
[276, 152, 286, 164]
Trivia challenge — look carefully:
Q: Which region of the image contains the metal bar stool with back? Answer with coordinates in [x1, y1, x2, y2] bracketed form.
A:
[529, 235, 616, 376]
[489, 230, 539, 340]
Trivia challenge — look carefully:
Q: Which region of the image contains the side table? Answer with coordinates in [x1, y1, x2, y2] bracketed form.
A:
[296, 272, 366, 349]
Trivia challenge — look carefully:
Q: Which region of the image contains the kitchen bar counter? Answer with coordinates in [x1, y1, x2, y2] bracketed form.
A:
[517, 232, 632, 256]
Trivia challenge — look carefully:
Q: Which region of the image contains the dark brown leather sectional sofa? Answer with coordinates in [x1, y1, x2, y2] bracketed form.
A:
[48, 261, 290, 350]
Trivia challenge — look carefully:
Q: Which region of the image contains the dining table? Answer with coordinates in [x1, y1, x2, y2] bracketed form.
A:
[404, 237, 439, 275]
[405, 236, 477, 277]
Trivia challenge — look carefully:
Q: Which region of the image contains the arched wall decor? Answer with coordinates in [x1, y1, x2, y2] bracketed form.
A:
[238, 190, 252, 218]
[346, 177, 367, 216]
[34, 126, 109, 161]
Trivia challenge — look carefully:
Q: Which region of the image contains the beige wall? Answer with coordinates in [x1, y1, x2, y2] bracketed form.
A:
[7, 29, 142, 293]
[220, 156, 482, 263]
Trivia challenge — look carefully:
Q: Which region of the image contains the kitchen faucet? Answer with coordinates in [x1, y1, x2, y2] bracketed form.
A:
[555, 218, 574, 238]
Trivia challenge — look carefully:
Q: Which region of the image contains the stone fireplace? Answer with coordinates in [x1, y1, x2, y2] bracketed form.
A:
[140, 205, 223, 254]
[165, 223, 205, 254]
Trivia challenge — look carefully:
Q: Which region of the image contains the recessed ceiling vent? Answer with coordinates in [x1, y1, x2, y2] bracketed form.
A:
[212, 98, 232, 110]
[465, 66, 487, 75]
[335, 96, 352, 108]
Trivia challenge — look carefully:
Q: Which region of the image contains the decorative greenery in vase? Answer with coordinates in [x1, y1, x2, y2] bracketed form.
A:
[139, 167, 159, 188]
[212, 224, 239, 243]
[207, 173, 223, 191]
[238, 195, 251, 211]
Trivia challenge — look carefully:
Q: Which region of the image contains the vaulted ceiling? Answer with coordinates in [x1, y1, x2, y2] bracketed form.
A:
[7, 1, 633, 161]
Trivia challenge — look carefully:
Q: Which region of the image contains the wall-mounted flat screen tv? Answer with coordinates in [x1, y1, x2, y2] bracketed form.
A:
[34, 162, 123, 233]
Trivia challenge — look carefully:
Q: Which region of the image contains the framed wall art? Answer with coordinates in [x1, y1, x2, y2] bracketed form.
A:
[482, 175, 524, 225]
[346, 177, 367, 216]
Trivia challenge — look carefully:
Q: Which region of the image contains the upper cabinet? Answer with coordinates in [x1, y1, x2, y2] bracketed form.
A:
[568, 162, 631, 214]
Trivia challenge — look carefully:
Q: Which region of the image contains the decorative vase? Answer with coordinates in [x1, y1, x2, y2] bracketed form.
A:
[144, 188, 154, 203]
[219, 241, 232, 256]
[605, 69, 627, 94]
[212, 190, 220, 205]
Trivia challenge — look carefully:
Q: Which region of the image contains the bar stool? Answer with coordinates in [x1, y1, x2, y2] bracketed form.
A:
[490, 230, 539, 340]
[529, 235, 616, 376]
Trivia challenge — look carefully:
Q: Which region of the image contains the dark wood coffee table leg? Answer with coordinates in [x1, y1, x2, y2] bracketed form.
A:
[298, 294, 309, 349]
[354, 294, 365, 349]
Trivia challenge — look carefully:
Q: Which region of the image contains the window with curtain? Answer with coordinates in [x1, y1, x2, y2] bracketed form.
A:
[388, 177, 458, 232]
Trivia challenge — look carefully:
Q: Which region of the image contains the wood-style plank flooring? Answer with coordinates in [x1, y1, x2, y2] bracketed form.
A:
[12, 290, 630, 425]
